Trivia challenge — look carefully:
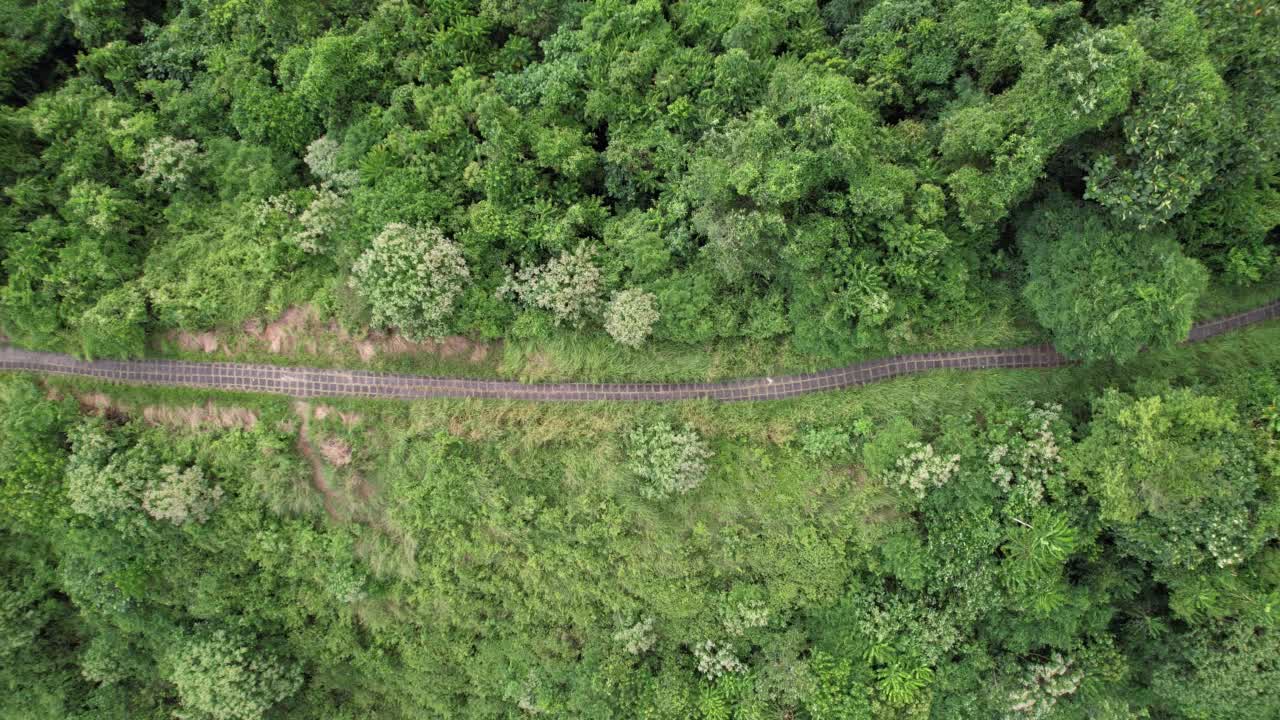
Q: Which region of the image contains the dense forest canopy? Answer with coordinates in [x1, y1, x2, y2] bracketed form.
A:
[2, 1, 1280, 720]
[0, 0, 1276, 361]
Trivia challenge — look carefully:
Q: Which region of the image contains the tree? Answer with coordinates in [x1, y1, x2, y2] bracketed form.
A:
[0, 0, 69, 103]
[64, 419, 141, 522]
[942, 25, 1147, 230]
[1069, 389, 1275, 575]
[169, 630, 302, 720]
[1019, 194, 1207, 362]
[1151, 622, 1280, 720]
[350, 223, 470, 340]
[0, 377, 71, 531]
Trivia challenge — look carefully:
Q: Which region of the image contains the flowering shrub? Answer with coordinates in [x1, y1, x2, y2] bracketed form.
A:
[499, 245, 603, 327]
[626, 422, 712, 499]
[293, 187, 346, 254]
[140, 135, 201, 191]
[1158, 494, 1252, 570]
[890, 442, 960, 499]
[986, 402, 1067, 499]
[350, 223, 470, 339]
[257, 186, 347, 255]
[722, 600, 770, 636]
[304, 134, 358, 189]
[603, 288, 659, 347]
[256, 193, 299, 224]
[693, 640, 745, 679]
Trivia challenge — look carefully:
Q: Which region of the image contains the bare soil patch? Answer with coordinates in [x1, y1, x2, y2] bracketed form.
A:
[70, 391, 257, 430]
[319, 436, 353, 467]
[294, 401, 343, 521]
[169, 304, 494, 366]
[314, 404, 363, 426]
[172, 331, 220, 353]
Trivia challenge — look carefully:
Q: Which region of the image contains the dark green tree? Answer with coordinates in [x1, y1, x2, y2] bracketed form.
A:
[1019, 195, 1207, 362]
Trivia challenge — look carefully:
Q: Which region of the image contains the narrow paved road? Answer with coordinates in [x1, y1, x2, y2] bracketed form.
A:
[3, 301, 1277, 402]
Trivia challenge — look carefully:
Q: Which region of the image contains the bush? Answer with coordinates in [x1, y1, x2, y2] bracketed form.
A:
[1020, 195, 1208, 363]
[76, 283, 147, 360]
[798, 426, 853, 460]
[603, 288, 659, 348]
[626, 422, 712, 499]
[861, 417, 921, 479]
[350, 223, 470, 339]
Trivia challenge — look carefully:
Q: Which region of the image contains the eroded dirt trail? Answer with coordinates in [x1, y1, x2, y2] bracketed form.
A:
[294, 401, 343, 522]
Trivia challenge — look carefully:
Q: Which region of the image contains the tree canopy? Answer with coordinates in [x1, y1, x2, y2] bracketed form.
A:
[0, 0, 1274, 362]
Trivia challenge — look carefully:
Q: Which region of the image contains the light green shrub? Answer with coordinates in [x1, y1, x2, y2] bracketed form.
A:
[626, 422, 712, 499]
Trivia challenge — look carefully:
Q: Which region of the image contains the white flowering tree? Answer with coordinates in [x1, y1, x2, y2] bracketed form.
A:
[139, 136, 201, 191]
[304, 134, 359, 189]
[498, 245, 603, 327]
[142, 464, 224, 526]
[1003, 654, 1083, 720]
[292, 187, 346, 254]
[890, 441, 960, 499]
[350, 223, 470, 339]
[603, 288, 659, 348]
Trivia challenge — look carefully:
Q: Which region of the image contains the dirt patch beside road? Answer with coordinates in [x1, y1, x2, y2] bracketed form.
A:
[64, 390, 258, 430]
[168, 304, 494, 367]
